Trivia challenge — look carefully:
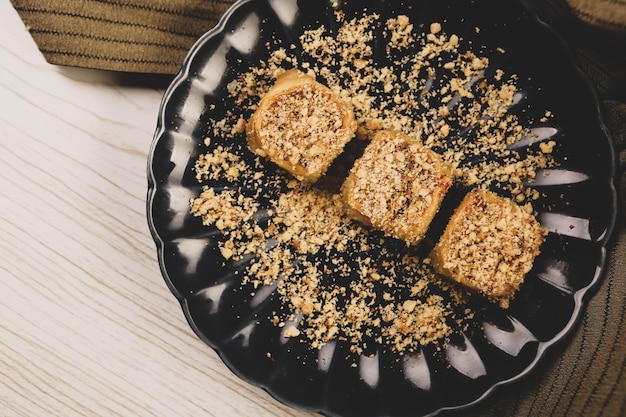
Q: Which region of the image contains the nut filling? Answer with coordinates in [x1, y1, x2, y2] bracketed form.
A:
[343, 130, 452, 246]
[246, 69, 357, 182]
[430, 189, 547, 308]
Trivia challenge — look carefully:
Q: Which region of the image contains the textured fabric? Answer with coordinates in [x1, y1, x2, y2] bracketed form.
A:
[10, 0, 626, 415]
[10, 0, 233, 74]
[567, 0, 626, 30]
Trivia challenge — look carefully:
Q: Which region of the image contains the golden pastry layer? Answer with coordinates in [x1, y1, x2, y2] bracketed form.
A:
[430, 188, 547, 306]
[342, 130, 453, 246]
[246, 69, 357, 182]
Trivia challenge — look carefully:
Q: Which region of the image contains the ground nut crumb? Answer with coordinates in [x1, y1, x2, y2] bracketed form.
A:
[190, 11, 556, 356]
[540, 140, 557, 153]
[387, 15, 415, 50]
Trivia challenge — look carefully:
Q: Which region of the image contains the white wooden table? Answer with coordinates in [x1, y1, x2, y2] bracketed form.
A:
[0, 2, 313, 416]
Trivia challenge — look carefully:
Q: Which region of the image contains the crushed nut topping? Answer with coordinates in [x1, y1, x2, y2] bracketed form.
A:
[189, 11, 555, 356]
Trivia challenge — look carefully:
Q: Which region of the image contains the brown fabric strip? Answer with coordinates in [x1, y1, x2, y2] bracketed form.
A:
[10, 0, 235, 74]
[567, 0, 626, 31]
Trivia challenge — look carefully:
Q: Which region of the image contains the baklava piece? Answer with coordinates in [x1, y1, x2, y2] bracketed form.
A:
[342, 130, 453, 246]
[246, 69, 357, 182]
[430, 189, 547, 307]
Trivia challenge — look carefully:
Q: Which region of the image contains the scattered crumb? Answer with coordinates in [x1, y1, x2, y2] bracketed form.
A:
[189, 12, 557, 356]
[540, 140, 557, 154]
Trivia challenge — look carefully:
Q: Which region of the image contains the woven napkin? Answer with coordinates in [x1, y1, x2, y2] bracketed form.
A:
[12, 0, 626, 415]
[10, 0, 233, 74]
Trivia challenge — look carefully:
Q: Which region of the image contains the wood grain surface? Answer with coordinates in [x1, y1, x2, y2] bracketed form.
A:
[0, 3, 313, 416]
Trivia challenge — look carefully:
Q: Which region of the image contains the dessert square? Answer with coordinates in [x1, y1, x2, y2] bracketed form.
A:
[342, 130, 453, 245]
[246, 69, 357, 182]
[430, 188, 547, 306]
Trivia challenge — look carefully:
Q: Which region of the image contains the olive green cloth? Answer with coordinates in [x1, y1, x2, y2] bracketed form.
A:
[10, 0, 233, 74]
[11, 0, 626, 415]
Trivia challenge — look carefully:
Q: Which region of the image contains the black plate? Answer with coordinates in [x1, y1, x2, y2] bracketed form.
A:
[147, 0, 617, 415]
